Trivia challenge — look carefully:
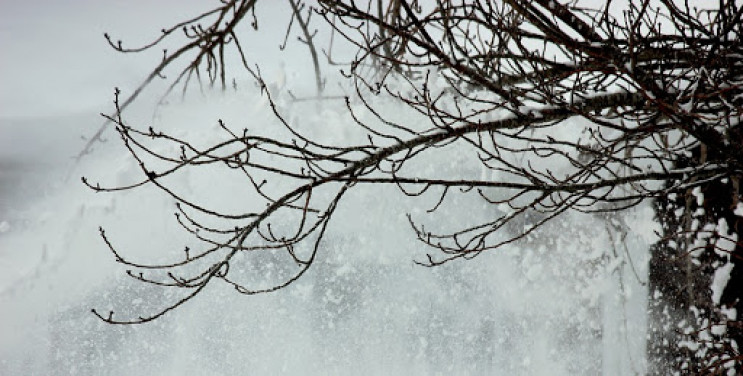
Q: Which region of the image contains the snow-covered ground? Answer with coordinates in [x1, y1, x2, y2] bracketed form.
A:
[1, 2, 654, 375]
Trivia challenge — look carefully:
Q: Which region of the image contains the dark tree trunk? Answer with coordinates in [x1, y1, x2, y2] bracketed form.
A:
[648, 140, 743, 374]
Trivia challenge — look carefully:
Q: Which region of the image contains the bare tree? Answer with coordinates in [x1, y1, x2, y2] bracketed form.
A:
[84, 0, 742, 372]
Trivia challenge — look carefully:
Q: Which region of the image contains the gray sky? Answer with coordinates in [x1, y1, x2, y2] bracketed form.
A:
[0, 1, 312, 119]
[0, 1, 294, 202]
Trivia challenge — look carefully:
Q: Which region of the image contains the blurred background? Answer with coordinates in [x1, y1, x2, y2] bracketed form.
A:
[0, 2, 651, 375]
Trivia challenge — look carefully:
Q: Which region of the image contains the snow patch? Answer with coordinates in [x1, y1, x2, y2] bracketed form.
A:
[711, 262, 735, 305]
[734, 202, 743, 217]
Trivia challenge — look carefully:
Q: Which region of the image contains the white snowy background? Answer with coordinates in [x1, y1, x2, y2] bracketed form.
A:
[1, 1, 656, 375]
